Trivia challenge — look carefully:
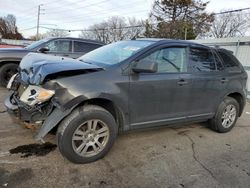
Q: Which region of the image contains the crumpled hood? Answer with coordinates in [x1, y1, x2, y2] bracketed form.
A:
[19, 53, 102, 85]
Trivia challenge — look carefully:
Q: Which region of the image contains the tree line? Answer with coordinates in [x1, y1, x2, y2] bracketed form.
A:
[0, 14, 23, 39]
[81, 0, 250, 43]
[1, 0, 250, 42]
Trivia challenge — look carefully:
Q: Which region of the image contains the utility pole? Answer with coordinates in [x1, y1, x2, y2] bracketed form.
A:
[36, 4, 44, 40]
[184, 27, 187, 40]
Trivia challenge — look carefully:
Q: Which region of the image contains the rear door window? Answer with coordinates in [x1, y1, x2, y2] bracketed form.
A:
[189, 47, 216, 72]
[74, 41, 102, 53]
[217, 50, 239, 68]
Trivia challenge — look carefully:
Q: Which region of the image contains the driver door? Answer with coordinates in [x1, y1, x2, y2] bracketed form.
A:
[129, 44, 193, 128]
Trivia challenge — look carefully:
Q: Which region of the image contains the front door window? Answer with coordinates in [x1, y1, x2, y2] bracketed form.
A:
[45, 40, 72, 53]
[138, 47, 188, 73]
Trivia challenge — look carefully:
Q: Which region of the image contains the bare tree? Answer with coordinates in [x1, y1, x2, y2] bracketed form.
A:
[80, 16, 144, 43]
[126, 17, 145, 39]
[207, 10, 250, 38]
[43, 29, 70, 38]
[0, 14, 23, 39]
[29, 34, 44, 40]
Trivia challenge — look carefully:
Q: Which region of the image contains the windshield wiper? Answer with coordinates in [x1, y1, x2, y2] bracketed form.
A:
[79, 59, 92, 64]
[162, 57, 180, 71]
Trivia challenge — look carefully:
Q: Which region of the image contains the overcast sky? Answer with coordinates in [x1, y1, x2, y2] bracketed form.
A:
[0, 0, 250, 38]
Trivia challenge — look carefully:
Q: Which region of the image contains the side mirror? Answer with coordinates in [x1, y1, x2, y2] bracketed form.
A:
[38, 47, 49, 53]
[132, 59, 157, 73]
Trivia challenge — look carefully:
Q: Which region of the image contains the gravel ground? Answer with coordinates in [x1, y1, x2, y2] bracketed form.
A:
[0, 87, 250, 188]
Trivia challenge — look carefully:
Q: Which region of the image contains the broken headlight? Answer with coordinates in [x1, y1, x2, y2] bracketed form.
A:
[19, 85, 55, 106]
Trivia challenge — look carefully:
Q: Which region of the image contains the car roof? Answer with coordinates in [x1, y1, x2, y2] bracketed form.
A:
[135, 38, 209, 48]
[46, 37, 105, 45]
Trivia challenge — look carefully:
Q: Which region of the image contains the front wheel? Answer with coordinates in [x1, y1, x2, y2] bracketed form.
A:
[56, 105, 118, 164]
[0, 63, 19, 87]
[209, 97, 239, 133]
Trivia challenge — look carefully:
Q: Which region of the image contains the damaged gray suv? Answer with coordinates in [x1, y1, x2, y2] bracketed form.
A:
[4, 39, 248, 163]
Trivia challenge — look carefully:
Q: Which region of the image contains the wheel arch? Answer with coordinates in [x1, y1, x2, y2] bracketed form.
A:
[76, 98, 125, 132]
[0, 60, 20, 68]
[35, 95, 128, 141]
[226, 92, 245, 117]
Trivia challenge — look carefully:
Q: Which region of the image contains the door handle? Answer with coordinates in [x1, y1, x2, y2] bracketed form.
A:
[177, 79, 188, 86]
[221, 78, 228, 83]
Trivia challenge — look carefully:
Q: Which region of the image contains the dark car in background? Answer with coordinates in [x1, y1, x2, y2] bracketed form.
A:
[5, 39, 248, 164]
[0, 37, 105, 86]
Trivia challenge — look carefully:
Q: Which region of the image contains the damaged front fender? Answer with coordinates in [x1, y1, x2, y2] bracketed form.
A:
[34, 104, 77, 142]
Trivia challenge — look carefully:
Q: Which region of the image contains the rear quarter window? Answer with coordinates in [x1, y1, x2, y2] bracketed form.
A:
[217, 50, 239, 68]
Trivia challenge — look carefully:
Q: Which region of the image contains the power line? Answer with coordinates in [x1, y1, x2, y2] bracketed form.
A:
[213, 7, 250, 15]
[50, 9, 149, 25]
[41, 5, 250, 27]
[41, 0, 65, 6]
[19, 6, 250, 35]
[46, 0, 145, 22]
[18, 1, 146, 31]
[46, 0, 110, 14]
[19, 9, 148, 32]
[33, 7, 250, 32]
[40, 24, 145, 32]
[44, 0, 88, 10]
[19, 26, 37, 31]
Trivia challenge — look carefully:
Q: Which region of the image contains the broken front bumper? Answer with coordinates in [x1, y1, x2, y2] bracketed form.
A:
[4, 93, 49, 123]
[4, 94, 20, 124]
[4, 93, 76, 142]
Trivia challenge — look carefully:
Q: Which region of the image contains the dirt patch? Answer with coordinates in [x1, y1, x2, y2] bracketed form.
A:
[0, 168, 33, 187]
[100, 180, 108, 185]
[0, 168, 8, 184]
[9, 142, 57, 158]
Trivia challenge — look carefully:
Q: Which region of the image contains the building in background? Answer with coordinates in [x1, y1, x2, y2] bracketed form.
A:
[194, 36, 250, 98]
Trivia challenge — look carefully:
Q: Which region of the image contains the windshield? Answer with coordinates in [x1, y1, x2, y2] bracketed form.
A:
[78, 40, 154, 65]
[25, 38, 49, 50]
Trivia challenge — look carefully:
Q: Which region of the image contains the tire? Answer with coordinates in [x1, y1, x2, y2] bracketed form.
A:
[209, 97, 239, 133]
[0, 63, 18, 87]
[56, 105, 118, 164]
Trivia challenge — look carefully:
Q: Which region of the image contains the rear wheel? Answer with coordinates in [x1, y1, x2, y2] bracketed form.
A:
[0, 63, 18, 87]
[209, 97, 239, 133]
[56, 105, 118, 164]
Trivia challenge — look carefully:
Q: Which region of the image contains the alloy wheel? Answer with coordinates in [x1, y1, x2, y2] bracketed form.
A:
[221, 104, 237, 128]
[72, 119, 110, 157]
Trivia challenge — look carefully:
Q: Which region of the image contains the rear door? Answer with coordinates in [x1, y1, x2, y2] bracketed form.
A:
[187, 46, 226, 117]
[129, 44, 193, 128]
[216, 49, 247, 97]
